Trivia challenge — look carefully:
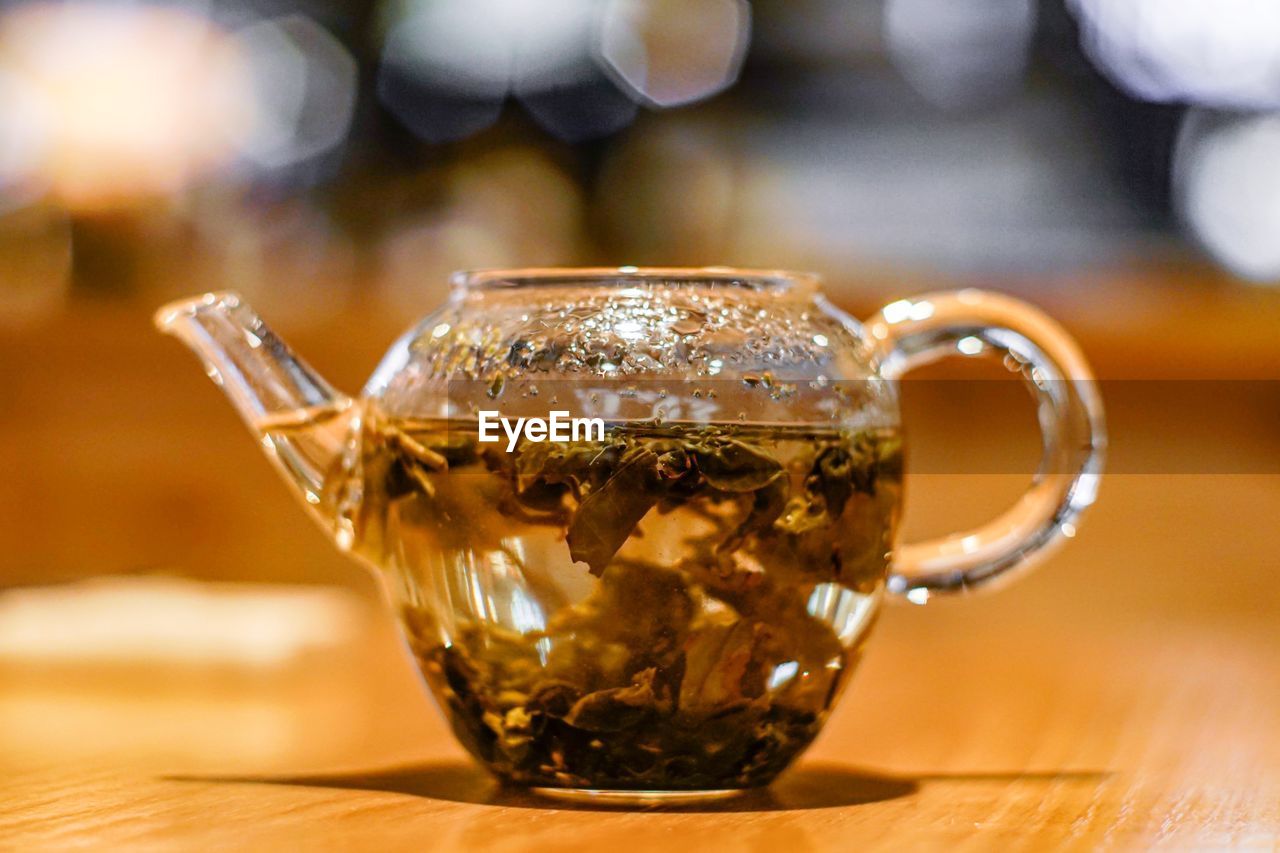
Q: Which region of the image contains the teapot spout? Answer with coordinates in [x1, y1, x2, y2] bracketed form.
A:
[155, 292, 357, 528]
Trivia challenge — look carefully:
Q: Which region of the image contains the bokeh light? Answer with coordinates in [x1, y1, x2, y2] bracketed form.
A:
[378, 0, 636, 143]
[884, 0, 1036, 110]
[1175, 109, 1280, 283]
[516, 62, 639, 143]
[375, 0, 508, 142]
[599, 0, 751, 109]
[0, 70, 45, 212]
[233, 15, 358, 174]
[1070, 0, 1280, 108]
[510, 0, 637, 142]
[0, 2, 251, 211]
[0, 3, 356, 211]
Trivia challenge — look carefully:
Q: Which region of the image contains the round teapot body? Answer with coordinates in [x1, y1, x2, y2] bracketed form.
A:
[344, 269, 903, 797]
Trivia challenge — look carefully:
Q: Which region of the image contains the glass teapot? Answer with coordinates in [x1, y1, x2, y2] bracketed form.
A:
[157, 267, 1104, 803]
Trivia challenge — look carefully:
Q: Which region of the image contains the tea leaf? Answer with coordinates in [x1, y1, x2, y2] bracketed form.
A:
[691, 438, 785, 492]
[566, 445, 660, 575]
[564, 668, 659, 732]
[679, 618, 768, 715]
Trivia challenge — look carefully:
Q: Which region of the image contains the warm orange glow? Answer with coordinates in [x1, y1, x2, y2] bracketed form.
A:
[0, 3, 253, 211]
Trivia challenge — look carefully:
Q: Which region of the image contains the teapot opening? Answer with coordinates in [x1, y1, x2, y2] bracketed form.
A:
[450, 266, 820, 294]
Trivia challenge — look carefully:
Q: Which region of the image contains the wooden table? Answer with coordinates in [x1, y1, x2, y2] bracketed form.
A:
[3, 470, 1279, 850]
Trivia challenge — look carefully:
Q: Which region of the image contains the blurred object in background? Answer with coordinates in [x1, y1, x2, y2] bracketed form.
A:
[0, 202, 70, 326]
[377, 0, 544, 143]
[599, 0, 751, 108]
[4, 0, 1280, 303]
[0, 2, 357, 211]
[1174, 110, 1280, 283]
[186, 192, 359, 325]
[0, 576, 417, 768]
[376, 0, 750, 145]
[0, 576, 358, 667]
[0, 2, 248, 212]
[376, 0, 636, 144]
[233, 13, 358, 181]
[720, 94, 1154, 276]
[376, 146, 586, 309]
[1070, 0, 1280, 109]
[884, 0, 1036, 111]
[596, 120, 740, 262]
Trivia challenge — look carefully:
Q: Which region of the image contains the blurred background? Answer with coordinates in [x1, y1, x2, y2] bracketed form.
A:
[2, 0, 1279, 807]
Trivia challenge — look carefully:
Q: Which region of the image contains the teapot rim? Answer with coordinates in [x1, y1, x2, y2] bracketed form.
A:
[451, 266, 821, 293]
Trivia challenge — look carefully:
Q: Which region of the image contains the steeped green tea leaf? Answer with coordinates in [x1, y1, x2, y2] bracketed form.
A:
[567, 445, 661, 575]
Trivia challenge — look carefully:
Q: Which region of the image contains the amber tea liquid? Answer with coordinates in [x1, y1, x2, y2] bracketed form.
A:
[275, 413, 903, 792]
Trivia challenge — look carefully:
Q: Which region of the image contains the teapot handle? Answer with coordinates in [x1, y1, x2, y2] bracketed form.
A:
[864, 290, 1106, 602]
